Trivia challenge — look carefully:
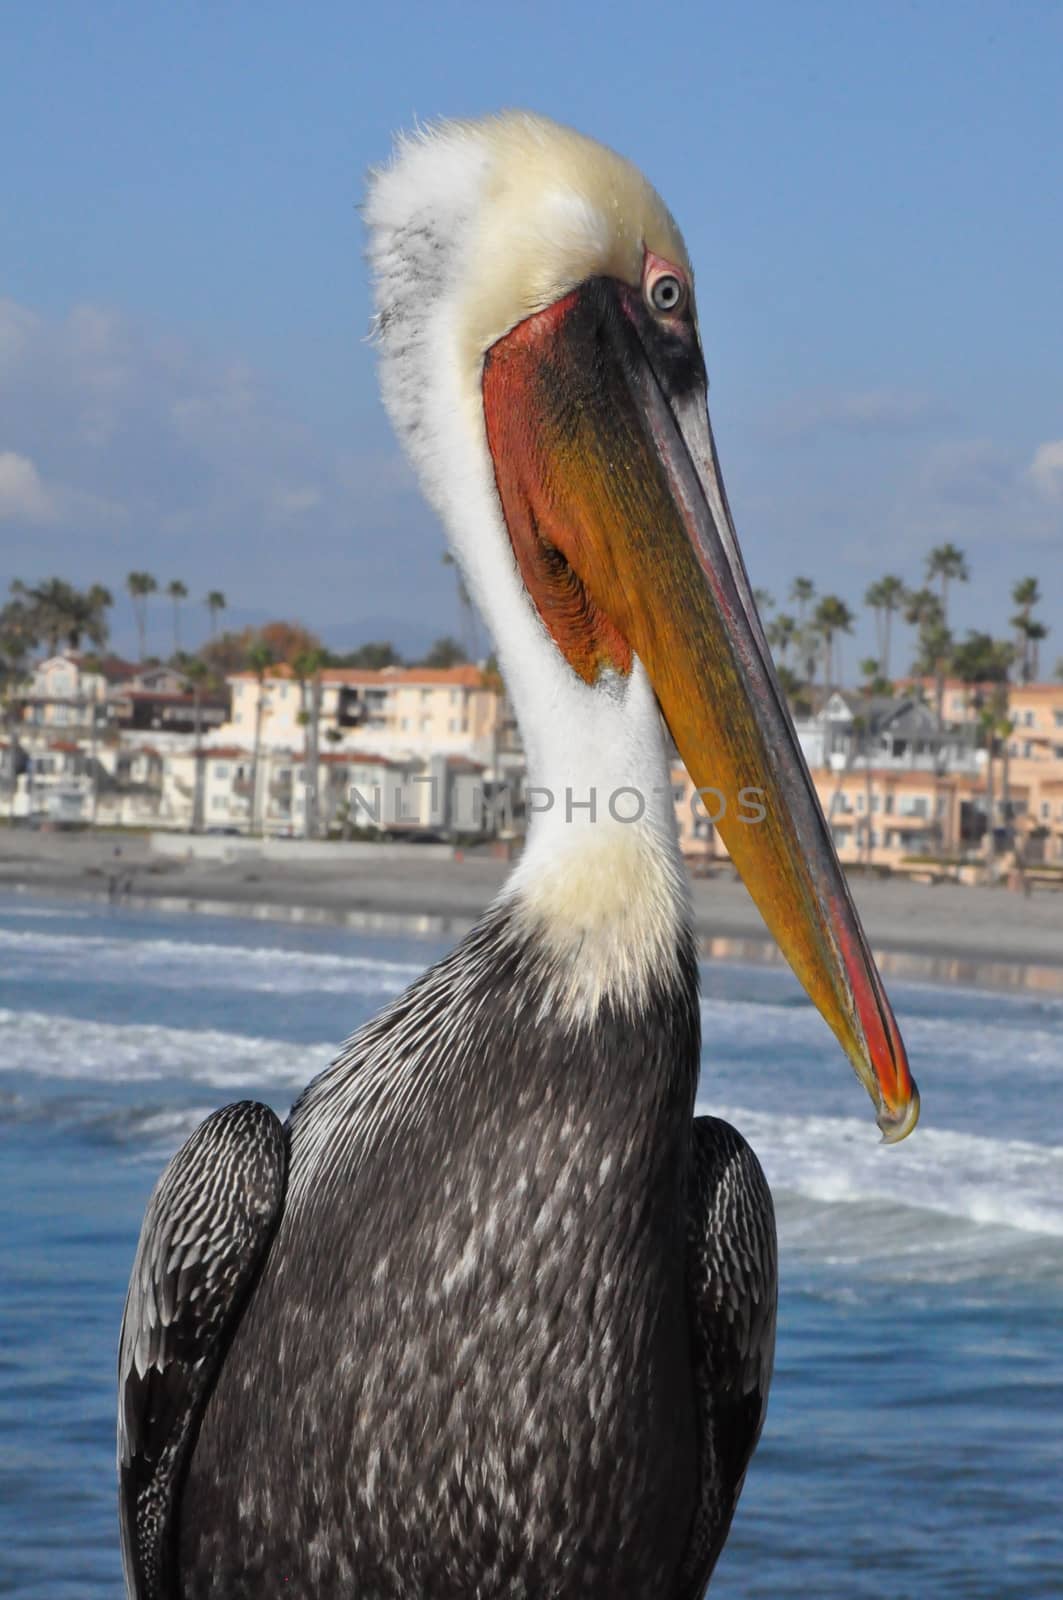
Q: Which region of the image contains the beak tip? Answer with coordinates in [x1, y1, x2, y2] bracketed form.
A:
[876, 1081, 921, 1145]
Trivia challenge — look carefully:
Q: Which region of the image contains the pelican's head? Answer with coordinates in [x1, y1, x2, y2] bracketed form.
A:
[365, 111, 918, 1140]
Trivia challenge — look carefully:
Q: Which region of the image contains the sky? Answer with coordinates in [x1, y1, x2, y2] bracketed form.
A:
[2, 0, 1061, 671]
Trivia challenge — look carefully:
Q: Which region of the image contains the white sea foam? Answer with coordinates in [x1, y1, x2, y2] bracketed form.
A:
[0, 1005, 331, 1090]
[700, 1099, 1063, 1245]
[0, 925, 425, 997]
[3, 997, 1059, 1250]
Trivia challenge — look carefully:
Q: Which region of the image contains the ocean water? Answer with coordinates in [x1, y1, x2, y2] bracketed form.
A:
[0, 891, 1060, 1599]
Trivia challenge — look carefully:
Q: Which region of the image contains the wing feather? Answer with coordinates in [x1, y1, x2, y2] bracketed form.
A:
[117, 1100, 287, 1598]
[676, 1115, 778, 1598]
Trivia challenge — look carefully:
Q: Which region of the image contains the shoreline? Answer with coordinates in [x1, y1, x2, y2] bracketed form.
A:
[2, 830, 1062, 994]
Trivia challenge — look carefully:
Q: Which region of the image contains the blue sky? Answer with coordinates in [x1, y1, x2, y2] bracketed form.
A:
[2, 0, 1061, 668]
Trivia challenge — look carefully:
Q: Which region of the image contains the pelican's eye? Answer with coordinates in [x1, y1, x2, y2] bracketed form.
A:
[648, 272, 686, 316]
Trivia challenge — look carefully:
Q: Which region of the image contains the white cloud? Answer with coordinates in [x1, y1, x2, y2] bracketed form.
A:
[0, 292, 437, 646]
[0, 451, 54, 523]
[0, 298, 407, 555]
[1027, 439, 1063, 503]
[771, 387, 940, 440]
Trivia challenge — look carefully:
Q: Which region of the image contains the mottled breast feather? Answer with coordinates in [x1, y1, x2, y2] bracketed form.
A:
[177, 902, 708, 1597]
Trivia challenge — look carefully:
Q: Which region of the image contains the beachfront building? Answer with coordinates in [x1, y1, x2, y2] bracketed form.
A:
[18, 652, 131, 732]
[673, 679, 1063, 875]
[9, 741, 97, 825]
[8, 739, 169, 828]
[154, 743, 492, 839]
[793, 689, 980, 776]
[160, 746, 254, 832]
[220, 664, 510, 772]
[897, 677, 1063, 867]
[16, 653, 227, 742]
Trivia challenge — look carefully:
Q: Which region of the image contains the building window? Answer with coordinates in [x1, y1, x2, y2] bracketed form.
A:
[214, 763, 230, 777]
[1053, 710, 1063, 728]
[1024, 742, 1034, 758]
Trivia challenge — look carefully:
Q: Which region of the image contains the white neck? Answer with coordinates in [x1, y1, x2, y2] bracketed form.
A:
[367, 132, 691, 1017]
[502, 658, 691, 1020]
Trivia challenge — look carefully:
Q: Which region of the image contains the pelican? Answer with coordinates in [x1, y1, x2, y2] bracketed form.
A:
[118, 112, 919, 1598]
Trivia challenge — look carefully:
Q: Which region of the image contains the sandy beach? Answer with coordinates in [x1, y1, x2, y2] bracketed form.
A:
[2, 827, 1062, 987]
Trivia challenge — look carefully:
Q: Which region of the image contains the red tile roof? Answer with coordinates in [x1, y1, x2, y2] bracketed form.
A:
[316, 750, 409, 768]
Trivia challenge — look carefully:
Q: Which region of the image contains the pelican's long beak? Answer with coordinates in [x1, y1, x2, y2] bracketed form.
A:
[483, 276, 919, 1141]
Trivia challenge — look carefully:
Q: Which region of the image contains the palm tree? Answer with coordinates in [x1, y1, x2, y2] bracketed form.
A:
[205, 590, 227, 638]
[1025, 621, 1049, 681]
[794, 623, 821, 689]
[246, 640, 275, 836]
[752, 587, 775, 616]
[126, 572, 157, 661]
[292, 647, 326, 840]
[903, 587, 943, 632]
[789, 576, 816, 625]
[925, 543, 969, 627]
[1011, 577, 1048, 682]
[766, 612, 797, 666]
[811, 595, 854, 688]
[859, 656, 892, 697]
[10, 578, 112, 653]
[10, 578, 70, 653]
[78, 584, 113, 650]
[863, 574, 905, 676]
[908, 592, 956, 836]
[904, 586, 953, 727]
[166, 580, 188, 656]
[952, 632, 1015, 869]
